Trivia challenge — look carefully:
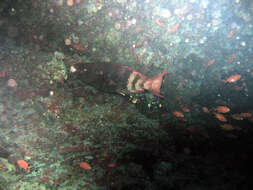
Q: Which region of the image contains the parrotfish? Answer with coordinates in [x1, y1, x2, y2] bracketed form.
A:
[69, 62, 168, 98]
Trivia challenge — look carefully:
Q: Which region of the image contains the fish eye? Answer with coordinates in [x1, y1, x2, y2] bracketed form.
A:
[70, 65, 77, 73]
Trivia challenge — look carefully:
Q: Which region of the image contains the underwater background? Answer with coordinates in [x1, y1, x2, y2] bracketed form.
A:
[0, 0, 253, 189]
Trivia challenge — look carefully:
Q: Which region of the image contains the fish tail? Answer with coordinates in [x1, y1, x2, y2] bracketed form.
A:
[143, 72, 169, 98]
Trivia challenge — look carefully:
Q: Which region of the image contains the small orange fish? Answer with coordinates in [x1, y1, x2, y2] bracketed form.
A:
[0, 65, 6, 78]
[48, 102, 57, 114]
[227, 30, 235, 38]
[220, 124, 234, 131]
[17, 160, 30, 170]
[73, 44, 85, 51]
[173, 111, 184, 118]
[181, 105, 190, 112]
[215, 106, 230, 113]
[177, 80, 184, 89]
[0, 163, 5, 169]
[155, 19, 164, 27]
[67, 0, 74, 6]
[215, 113, 227, 122]
[170, 23, 180, 33]
[79, 162, 91, 170]
[231, 114, 243, 120]
[232, 85, 243, 91]
[207, 59, 215, 67]
[202, 106, 209, 113]
[222, 74, 241, 83]
[239, 112, 252, 118]
[227, 54, 236, 64]
[75, 0, 82, 4]
[181, 105, 189, 112]
[107, 162, 116, 168]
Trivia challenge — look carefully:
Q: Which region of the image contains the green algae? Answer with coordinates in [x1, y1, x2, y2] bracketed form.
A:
[39, 51, 67, 82]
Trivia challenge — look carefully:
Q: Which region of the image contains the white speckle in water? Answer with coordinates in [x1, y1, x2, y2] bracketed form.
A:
[199, 39, 205, 44]
[186, 14, 193, 21]
[240, 41, 246, 47]
[201, 0, 209, 9]
[160, 9, 171, 18]
[199, 37, 207, 44]
[131, 18, 137, 25]
[174, 9, 181, 16]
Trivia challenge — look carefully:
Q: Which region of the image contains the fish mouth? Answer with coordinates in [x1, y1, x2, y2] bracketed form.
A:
[143, 72, 168, 98]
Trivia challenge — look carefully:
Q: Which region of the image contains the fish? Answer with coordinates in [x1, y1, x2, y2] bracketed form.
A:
[215, 106, 230, 113]
[181, 105, 190, 112]
[207, 59, 215, 67]
[239, 112, 252, 118]
[170, 23, 180, 33]
[17, 160, 30, 170]
[173, 111, 184, 117]
[73, 44, 85, 51]
[220, 124, 234, 131]
[227, 30, 235, 38]
[231, 112, 252, 120]
[214, 113, 227, 122]
[107, 162, 116, 168]
[67, 0, 74, 6]
[227, 54, 236, 64]
[70, 62, 168, 98]
[155, 19, 164, 26]
[0, 64, 6, 78]
[202, 106, 209, 113]
[177, 80, 184, 89]
[231, 114, 244, 120]
[222, 74, 241, 83]
[75, 0, 82, 4]
[232, 85, 243, 91]
[79, 162, 91, 170]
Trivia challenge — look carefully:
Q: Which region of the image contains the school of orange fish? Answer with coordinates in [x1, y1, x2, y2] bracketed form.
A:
[170, 50, 252, 132]
[172, 102, 252, 132]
